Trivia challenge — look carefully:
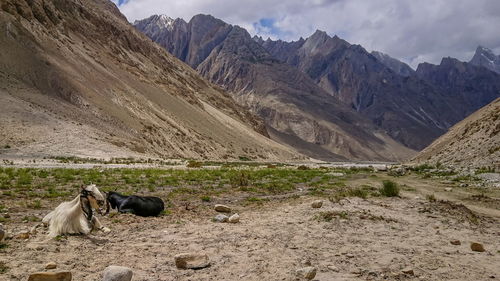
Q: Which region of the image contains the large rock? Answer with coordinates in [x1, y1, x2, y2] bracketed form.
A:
[295, 266, 317, 280]
[214, 204, 231, 213]
[28, 272, 72, 281]
[102, 266, 133, 281]
[174, 253, 210, 269]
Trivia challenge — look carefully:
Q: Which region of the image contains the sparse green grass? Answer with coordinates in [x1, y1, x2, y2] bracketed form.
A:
[426, 194, 437, 202]
[200, 195, 211, 202]
[315, 211, 349, 222]
[380, 180, 399, 197]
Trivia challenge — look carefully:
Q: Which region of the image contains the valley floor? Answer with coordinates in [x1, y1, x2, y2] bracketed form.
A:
[0, 165, 498, 281]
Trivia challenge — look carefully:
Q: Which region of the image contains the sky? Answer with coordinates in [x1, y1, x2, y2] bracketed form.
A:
[113, 0, 500, 68]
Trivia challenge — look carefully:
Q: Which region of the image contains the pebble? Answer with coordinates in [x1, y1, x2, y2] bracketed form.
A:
[444, 188, 452, 192]
[14, 231, 30, 240]
[27, 272, 72, 281]
[311, 200, 323, 208]
[45, 262, 57, 270]
[471, 242, 485, 252]
[459, 183, 468, 187]
[402, 267, 414, 275]
[295, 266, 317, 280]
[174, 253, 210, 269]
[214, 214, 229, 223]
[102, 266, 133, 281]
[214, 204, 231, 213]
[228, 213, 240, 223]
[450, 240, 461, 245]
[0, 224, 4, 241]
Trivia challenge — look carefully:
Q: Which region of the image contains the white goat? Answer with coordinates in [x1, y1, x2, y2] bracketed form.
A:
[42, 184, 110, 238]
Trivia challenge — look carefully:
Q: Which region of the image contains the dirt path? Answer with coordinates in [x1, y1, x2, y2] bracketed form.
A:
[2, 195, 499, 281]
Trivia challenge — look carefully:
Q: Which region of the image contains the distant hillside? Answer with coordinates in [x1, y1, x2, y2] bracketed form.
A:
[0, 0, 300, 160]
[414, 98, 499, 169]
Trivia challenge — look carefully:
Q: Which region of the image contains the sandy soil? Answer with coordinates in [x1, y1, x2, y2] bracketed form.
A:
[2, 187, 499, 281]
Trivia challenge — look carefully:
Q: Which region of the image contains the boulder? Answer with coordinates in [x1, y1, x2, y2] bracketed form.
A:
[228, 213, 240, 223]
[295, 266, 317, 280]
[28, 272, 72, 281]
[102, 266, 133, 281]
[174, 253, 210, 269]
[214, 204, 231, 213]
[311, 200, 323, 208]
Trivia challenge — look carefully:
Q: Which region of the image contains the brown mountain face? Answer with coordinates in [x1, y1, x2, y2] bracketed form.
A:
[0, 0, 300, 160]
[135, 15, 415, 161]
[261, 31, 500, 151]
[414, 98, 499, 169]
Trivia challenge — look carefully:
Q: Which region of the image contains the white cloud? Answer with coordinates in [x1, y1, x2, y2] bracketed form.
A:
[117, 0, 500, 68]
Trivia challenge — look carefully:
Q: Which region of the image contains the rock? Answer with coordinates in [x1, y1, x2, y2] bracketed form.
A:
[311, 200, 323, 208]
[28, 272, 72, 281]
[444, 187, 452, 192]
[213, 214, 229, 223]
[402, 267, 414, 275]
[450, 240, 461, 245]
[327, 172, 345, 177]
[295, 266, 317, 280]
[45, 262, 57, 270]
[0, 224, 4, 241]
[459, 183, 468, 187]
[102, 266, 133, 281]
[14, 231, 30, 240]
[471, 242, 485, 252]
[214, 204, 231, 213]
[228, 213, 240, 223]
[174, 253, 210, 269]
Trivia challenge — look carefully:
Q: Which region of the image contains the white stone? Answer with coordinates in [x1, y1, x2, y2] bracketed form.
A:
[102, 266, 133, 281]
[228, 213, 240, 223]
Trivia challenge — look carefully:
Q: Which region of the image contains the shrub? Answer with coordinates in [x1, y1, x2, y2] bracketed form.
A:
[380, 180, 399, 197]
[186, 161, 202, 168]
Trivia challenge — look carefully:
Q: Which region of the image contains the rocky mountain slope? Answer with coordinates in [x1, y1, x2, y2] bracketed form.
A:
[135, 15, 415, 161]
[414, 98, 499, 169]
[260, 31, 500, 150]
[469, 46, 500, 74]
[371, 51, 415, 77]
[0, 0, 300, 160]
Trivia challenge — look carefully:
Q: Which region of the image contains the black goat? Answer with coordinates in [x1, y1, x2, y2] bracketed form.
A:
[105, 191, 164, 217]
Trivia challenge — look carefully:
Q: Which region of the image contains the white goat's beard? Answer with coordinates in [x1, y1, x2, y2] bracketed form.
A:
[43, 196, 92, 237]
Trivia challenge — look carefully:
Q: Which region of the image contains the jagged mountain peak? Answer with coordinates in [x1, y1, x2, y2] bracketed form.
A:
[470, 45, 500, 74]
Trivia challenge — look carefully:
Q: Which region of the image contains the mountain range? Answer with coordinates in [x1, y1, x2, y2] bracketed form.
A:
[134, 14, 500, 160]
[0, 0, 299, 161]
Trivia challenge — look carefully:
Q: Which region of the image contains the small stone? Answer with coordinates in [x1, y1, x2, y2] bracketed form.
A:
[174, 253, 210, 269]
[450, 240, 461, 245]
[295, 266, 317, 280]
[311, 200, 323, 208]
[214, 204, 231, 213]
[402, 268, 414, 275]
[327, 172, 345, 177]
[444, 188, 452, 192]
[301, 259, 311, 266]
[459, 183, 468, 187]
[103, 266, 133, 281]
[228, 213, 240, 223]
[14, 231, 29, 240]
[45, 262, 57, 270]
[28, 272, 72, 281]
[0, 224, 4, 241]
[214, 214, 229, 223]
[471, 242, 485, 252]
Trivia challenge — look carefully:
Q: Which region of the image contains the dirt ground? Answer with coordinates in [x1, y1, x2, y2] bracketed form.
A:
[1, 172, 499, 281]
